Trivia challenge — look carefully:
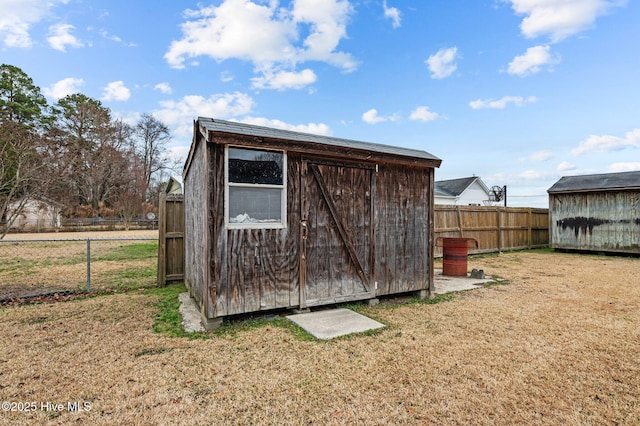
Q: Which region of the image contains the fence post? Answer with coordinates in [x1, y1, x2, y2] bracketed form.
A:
[86, 239, 91, 292]
[497, 207, 503, 253]
[456, 205, 463, 237]
[528, 208, 533, 249]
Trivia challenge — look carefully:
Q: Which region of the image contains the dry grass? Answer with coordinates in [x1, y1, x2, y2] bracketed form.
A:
[1, 250, 639, 425]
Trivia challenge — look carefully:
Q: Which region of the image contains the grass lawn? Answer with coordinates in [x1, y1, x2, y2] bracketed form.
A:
[0, 250, 639, 425]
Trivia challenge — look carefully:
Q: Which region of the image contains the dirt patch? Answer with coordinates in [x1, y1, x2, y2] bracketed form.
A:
[0, 250, 639, 425]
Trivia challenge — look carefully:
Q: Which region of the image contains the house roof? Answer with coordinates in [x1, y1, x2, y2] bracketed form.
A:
[165, 176, 183, 194]
[197, 117, 441, 163]
[435, 177, 486, 197]
[547, 171, 640, 194]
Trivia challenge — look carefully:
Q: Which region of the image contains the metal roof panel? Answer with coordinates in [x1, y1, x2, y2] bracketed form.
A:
[198, 117, 441, 162]
[548, 171, 640, 193]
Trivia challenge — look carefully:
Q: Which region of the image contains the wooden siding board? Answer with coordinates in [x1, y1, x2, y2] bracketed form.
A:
[213, 145, 228, 317]
[398, 169, 408, 292]
[414, 170, 428, 289]
[376, 166, 395, 295]
[184, 136, 207, 315]
[278, 156, 300, 309]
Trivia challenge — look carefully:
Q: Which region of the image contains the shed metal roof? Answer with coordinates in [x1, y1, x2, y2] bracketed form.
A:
[547, 171, 640, 194]
[198, 117, 441, 163]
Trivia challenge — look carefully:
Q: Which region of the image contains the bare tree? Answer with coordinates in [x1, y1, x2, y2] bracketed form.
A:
[133, 113, 171, 202]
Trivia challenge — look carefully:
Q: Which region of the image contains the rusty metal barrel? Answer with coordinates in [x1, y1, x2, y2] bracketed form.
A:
[436, 237, 478, 277]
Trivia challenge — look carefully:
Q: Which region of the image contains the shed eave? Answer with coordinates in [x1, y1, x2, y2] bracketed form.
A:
[198, 117, 441, 167]
[548, 186, 640, 195]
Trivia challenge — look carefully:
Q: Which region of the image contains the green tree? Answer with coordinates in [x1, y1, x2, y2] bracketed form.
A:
[0, 65, 52, 237]
[0, 64, 49, 127]
[53, 93, 128, 211]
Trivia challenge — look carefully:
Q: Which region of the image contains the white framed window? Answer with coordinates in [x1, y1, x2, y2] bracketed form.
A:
[225, 146, 287, 229]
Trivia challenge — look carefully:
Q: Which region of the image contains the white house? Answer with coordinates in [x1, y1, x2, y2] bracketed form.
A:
[435, 176, 492, 205]
[165, 175, 183, 194]
[4, 196, 63, 232]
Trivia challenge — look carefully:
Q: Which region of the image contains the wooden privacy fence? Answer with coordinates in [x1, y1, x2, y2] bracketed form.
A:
[157, 193, 184, 285]
[157, 197, 549, 283]
[434, 205, 549, 257]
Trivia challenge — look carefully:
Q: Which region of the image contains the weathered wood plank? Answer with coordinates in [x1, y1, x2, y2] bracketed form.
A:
[184, 137, 207, 313]
[212, 145, 227, 317]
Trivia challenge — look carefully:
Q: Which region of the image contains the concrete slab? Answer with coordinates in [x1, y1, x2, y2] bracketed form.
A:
[286, 308, 385, 340]
[178, 293, 205, 333]
[177, 270, 499, 334]
[433, 268, 496, 294]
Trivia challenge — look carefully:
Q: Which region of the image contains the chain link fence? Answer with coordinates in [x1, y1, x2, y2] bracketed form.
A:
[1, 218, 158, 234]
[0, 237, 158, 303]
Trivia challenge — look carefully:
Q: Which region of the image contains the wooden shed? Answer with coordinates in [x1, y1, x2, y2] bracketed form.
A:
[547, 171, 640, 254]
[183, 117, 441, 328]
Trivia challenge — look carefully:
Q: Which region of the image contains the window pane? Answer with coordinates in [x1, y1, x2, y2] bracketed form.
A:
[229, 187, 282, 223]
[228, 147, 283, 185]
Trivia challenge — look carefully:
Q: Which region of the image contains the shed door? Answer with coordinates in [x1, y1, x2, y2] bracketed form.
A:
[300, 161, 375, 307]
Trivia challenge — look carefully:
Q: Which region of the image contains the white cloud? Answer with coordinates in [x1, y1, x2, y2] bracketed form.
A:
[409, 106, 439, 122]
[220, 71, 234, 82]
[572, 128, 640, 155]
[507, 45, 558, 76]
[102, 81, 131, 102]
[154, 82, 173, 94]
[361, 108, 399, 124]
[238, 116, 332, 136]
[167, 145, 191, 164]
[557, 161, 576, 172]
[505, 0, 623, 42]
[0, 0, 69, 48]
[154, 92, 255, 140]
[99, 29, 136, 47]
[518, 169, 557, 180]
[47, 23, 83, 51]
[469, 95, 537, 109]
[426, 47, 458, 79]
[43, 77, 84, 99]
[383, 1, 401, 28]
[608, 162, 640, 173]
[251, 68, 317, 90]
[362, 109, 385, 124]
[164, 0, 355, 90]
[529, 150, 553, 161]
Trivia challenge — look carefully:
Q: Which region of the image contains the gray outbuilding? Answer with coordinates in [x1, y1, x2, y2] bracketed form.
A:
[183, 117, 442, 328]
[547, 171, 640, 254]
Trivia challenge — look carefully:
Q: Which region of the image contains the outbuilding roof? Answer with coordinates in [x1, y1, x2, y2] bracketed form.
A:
[547, 171, 640, 194]
[197, 117, 441, 163]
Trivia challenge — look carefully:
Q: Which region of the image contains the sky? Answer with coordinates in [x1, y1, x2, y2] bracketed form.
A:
[1, 0, 639, 207]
